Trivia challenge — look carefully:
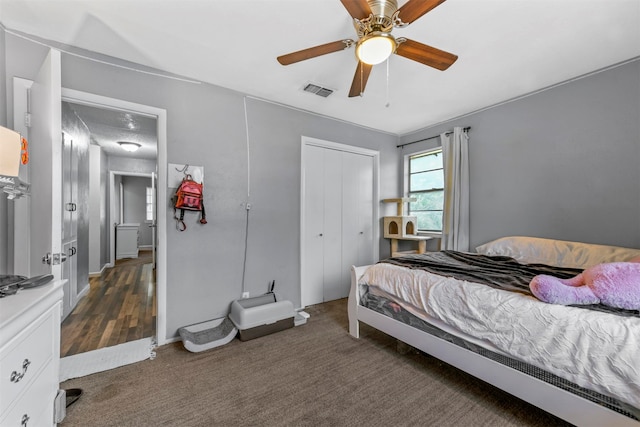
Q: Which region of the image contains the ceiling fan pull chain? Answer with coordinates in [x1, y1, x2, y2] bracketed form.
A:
[360, 62, 365, 97]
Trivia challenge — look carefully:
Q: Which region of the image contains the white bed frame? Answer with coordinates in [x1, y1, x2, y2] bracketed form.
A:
[348, 265, 640, 427]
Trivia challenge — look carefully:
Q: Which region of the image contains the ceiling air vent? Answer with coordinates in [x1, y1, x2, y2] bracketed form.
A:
[303, 83, 334, 98]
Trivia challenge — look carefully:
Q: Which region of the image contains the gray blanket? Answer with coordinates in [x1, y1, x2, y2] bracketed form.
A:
[381, 251, 639, 317]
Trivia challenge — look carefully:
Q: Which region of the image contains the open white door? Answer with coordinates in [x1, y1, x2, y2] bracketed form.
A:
[151, 171, 157, 270]
[28, 49, 63, 280]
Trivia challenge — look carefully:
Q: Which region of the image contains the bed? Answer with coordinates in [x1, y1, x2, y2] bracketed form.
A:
[348, 236, 640, 427]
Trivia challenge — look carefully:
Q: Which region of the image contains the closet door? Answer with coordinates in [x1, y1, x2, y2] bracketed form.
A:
[321, 148, 344, 302]
[61, 241, 76, 319]
[302, 140, 377, 307]
[302, 144, 325, 306]
[62, 133, 73, 242]
[62, 134, 78, 242]
[61, 133, 78, 320]
[341, 151, 374, 288]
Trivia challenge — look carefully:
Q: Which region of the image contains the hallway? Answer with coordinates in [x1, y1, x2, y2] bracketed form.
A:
[60, 251, 156, 357]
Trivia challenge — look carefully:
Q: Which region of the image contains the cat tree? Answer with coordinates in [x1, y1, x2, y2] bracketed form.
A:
[383, 198, 432, 257]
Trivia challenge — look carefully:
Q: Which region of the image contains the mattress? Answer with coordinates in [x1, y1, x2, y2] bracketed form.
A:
[359, 262, 640, 411]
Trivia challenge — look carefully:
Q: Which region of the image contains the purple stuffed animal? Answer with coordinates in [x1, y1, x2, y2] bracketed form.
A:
[529, 257, 640, 310]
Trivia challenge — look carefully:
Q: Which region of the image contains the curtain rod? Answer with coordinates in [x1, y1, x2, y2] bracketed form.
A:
[397, 126, 471, 148]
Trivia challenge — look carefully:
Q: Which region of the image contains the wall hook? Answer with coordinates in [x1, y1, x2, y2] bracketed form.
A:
[175, 164, 189, 174]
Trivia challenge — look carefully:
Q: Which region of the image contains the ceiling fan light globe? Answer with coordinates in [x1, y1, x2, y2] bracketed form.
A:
[356, 33, 396, 65]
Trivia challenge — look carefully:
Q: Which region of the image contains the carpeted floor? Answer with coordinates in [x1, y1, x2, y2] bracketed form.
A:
[61, 299, 571, 426]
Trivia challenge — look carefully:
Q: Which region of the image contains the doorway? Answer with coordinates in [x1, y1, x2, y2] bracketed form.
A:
[12, 76, 168, 377]
[61, 89, 166, 377]
[59, 168, 157, 358]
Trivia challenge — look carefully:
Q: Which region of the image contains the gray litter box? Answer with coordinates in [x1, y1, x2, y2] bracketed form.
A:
[229, 294, 302, 341]
[179, 317, 237, 353]
[179, 294, 309, 351]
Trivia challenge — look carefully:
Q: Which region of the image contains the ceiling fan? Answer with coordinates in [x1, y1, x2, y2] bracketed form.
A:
[277, 0, 458, 97]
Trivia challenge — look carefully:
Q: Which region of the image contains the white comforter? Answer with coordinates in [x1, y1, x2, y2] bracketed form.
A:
[360, 262, 640, 409]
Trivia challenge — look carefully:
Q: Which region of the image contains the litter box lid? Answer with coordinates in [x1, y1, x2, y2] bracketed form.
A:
[229, 298, 295, 330]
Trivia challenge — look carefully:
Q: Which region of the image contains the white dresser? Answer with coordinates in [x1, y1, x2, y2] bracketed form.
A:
[0, 281, 64, 427]
[116, 223, 140, 259]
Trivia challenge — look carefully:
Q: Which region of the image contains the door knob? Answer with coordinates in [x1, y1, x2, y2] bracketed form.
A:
[42, 252, 67, 265]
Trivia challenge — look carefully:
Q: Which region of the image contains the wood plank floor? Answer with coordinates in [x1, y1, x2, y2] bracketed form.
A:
[60, 251, 156, 358]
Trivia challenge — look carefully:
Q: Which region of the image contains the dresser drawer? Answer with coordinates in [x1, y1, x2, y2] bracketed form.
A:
[0, 359, 55, 427]
[0, 309, 55, 415]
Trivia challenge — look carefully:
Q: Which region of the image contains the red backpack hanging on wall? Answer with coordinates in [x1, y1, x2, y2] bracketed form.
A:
[174, 174, 207, 231]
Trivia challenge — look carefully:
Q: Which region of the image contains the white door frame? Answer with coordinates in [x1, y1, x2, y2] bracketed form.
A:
[11, 77, 34, 276]
[61, 88, 169, 346]
[300, 136, 380, 307]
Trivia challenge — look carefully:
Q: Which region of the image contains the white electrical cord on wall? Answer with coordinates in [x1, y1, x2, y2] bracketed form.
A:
[240, 97, 251, 295]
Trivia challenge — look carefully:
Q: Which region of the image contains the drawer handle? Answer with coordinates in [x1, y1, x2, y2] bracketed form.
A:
[10, 359, 31, 383]
[21, 413, 30, 427]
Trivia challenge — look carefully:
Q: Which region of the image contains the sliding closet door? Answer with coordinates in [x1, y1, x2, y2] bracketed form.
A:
[302, 138, 377, 307]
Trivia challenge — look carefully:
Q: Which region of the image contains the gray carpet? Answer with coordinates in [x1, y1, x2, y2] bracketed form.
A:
[61, 299, 570, 426]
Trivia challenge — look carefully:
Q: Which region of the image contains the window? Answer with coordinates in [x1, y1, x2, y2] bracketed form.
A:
[146, 186, 154, 221]
[408, 149, 444, 232]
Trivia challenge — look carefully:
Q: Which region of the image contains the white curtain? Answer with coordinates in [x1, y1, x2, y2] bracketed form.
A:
[440, 127, 469, 251]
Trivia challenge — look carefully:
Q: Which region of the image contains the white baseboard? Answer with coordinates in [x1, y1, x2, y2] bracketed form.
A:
[76, 283, 90, 300]
[164, 336, 182, 344]
[89, 263, 112, 277]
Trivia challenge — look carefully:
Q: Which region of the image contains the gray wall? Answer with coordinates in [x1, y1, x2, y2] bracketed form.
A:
[0, 26, 7, 273]
[3, 32, 399, 340]
[88, 144, 102, 274]
[5, 29, 638, 342]
[400, 59, 640, 251]
[121, 175, 152, 247]
[100, 148, 108, 268]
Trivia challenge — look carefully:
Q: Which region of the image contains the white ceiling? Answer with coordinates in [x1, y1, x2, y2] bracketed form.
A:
[2, 0, 640, 135]
[64, 101, 158, 159]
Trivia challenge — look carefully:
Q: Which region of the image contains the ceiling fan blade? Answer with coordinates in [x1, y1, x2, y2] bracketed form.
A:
[395, 39, 458, 70]
[348, 61, 373, 97]
[340, 0, 372, 20]
[396, 0, 447, 25]
[277, 40, 353, 65]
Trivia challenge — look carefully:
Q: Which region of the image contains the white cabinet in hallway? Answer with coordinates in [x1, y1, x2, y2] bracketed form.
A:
[116, 223, 140, 259]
